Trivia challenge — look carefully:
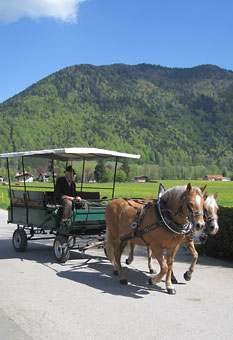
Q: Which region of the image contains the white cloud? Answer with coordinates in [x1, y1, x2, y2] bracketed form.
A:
[0, 0, 87, 24]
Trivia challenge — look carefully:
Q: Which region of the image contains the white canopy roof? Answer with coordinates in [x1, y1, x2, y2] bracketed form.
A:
[0, 147, 141, 161]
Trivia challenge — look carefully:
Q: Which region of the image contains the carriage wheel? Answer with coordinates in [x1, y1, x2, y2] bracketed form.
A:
[12, 228, 28, 252]
[53, 235, 70, 263]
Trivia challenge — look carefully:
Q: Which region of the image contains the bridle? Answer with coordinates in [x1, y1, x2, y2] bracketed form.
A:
[203, 208, 218, 231]
[175, 191, 204, 222]
[186, 202, 204, 219]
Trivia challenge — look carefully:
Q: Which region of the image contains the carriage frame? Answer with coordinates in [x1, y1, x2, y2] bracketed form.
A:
[0, 147, 140, 262]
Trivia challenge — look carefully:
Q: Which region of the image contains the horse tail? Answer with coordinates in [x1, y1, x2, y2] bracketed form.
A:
[105, 228, 118, 268]
[105, 198, 127, 269]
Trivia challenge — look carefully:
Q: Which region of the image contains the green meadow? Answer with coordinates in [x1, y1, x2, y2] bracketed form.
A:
[0, 180, 232, 209]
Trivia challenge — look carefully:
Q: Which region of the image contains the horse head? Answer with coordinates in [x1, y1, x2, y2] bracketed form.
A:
[178, 183, 206, 232]
[203, 192, 219, 235]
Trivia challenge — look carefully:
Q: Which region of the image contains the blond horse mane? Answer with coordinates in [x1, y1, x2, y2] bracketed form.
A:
[161, 185, 203, 203]
[204, 195, 218, 210]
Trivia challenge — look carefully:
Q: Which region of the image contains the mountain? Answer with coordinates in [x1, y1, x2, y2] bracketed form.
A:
[0, 63, 233, 167]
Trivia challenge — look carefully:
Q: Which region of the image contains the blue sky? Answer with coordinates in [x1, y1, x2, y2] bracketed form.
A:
[1, 0, 233, 103]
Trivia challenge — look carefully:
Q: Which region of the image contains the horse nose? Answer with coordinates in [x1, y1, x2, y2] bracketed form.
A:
[209, 224, 219, 235]
[196, 222, 205, 231]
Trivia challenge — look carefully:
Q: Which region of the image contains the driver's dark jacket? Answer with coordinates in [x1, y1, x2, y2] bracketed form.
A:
[54, 177, 77, 203]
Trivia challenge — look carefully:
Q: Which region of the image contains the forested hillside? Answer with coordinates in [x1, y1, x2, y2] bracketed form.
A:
[0, 63, 233, 170]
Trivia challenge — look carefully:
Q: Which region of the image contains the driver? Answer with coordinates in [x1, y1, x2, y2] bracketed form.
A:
[54, 166, 81, 222]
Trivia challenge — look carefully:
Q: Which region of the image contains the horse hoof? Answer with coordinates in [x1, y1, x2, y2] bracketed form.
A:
[126, 259, 129, 265]
[149, 269, 156, 274]
[184, 272, 192, 281]
[148, 278, 153, 285]
[113, 270, 118, 276]
[120, 279, 128, 285]
[167, 288, 176, 295]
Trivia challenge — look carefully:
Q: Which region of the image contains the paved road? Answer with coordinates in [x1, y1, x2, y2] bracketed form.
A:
[0, 208, 233, 340]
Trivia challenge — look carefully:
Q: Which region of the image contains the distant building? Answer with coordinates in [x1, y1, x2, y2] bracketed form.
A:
[38, 171, 57, 182]
[15, 172, 33, 183]
[39, 173, 49, 182]
[204, 175, 231, 181]
[134, 176, 149, 182]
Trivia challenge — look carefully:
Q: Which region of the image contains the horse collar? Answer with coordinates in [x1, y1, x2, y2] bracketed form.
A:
[158, 198, 193, 235]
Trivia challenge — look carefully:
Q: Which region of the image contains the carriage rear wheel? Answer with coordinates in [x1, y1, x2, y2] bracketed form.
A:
[12, 228, 28, 252]
[53, 235, 70, 263]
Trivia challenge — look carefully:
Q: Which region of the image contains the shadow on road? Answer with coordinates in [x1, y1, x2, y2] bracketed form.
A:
[0, 237, 167, 298]
[0, 237, 55, 263]
[57, 253, 169, 298]
[0, 236, 232, 298]
[0, 236, 232, 268]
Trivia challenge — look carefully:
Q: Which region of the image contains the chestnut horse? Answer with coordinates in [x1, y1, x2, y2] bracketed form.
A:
[171, 192, 219, 283]
[105, 183, 206, 295]
[125, 192, 219, 283]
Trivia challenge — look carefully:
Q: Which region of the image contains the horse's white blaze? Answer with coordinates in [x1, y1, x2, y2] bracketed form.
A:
[211, 217, 219, 234]
[196, 194, 201, 205]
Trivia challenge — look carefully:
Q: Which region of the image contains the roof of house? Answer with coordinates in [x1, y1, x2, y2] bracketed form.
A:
[15, 172, 32, 178]
[205, 174, 226, 179]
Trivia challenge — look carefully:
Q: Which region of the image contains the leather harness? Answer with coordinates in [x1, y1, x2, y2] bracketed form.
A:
[120, 196, 200, 246]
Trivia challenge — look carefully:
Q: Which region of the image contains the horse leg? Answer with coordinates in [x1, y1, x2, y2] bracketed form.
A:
[165, 245, 181, 295]
[147, 247, 156, 274]
[182, 238, 198, 281]
[113, 240, 129, 284]
[105, 228, 122, 277]
[171, 270, 178, 284]
[171, 245, 180, 284]
[148, 247, 168, 288]
[126, 242, 135, 265]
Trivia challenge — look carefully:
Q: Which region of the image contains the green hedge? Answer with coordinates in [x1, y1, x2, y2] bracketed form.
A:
[201, 206, 233, 260]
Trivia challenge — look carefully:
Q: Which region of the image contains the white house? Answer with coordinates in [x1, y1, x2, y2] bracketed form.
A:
[15, 172, 33, 183]
[134, 176, 149, 183]
[204, 175, 231, 181]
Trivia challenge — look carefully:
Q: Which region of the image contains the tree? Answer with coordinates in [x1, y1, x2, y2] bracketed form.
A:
[85, 167, 94, 182]
[116, 169, 127, 182]
[94, 160, 105, 183]
[57, 166, 65, 178]
[120, 159, 130, 180]
[102, 167, 113, 182]
[37, 166, 46, 176]
[222, 167, 228, 177]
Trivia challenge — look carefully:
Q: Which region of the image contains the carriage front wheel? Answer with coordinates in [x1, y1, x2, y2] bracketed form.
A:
[53, 235, 70, 263]
[12, 228, 28, 252]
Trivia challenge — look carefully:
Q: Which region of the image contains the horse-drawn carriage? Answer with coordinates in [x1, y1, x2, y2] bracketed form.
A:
[0, 147, 140, 262]
[0, 147, 219, 295]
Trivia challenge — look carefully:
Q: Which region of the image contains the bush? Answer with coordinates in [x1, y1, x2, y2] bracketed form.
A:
[102, 168, 113, 182]
[201, 206, 233, 260]
[116, 169, 127, 183]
